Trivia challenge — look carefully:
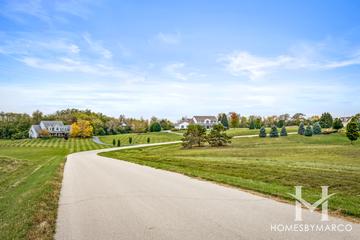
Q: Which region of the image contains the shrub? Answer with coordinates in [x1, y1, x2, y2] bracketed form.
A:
[313, 122, 322, 135]
[112, 139, 116, 146]
[129, 137, 133, 144]
[207, 124, 231, 147]
[346, 119, 359, 144]
[182, 124, 207, 149]
[117, 139, 121, 147]
[332, 118, 344, 130]
[298, 122, 305, 135]
[269, 126, 279, 137]
[147, 137, 150, 143]
[259, 126, 266, 137]
[280, 126, 287, 136]
[304, 125, 313, 136]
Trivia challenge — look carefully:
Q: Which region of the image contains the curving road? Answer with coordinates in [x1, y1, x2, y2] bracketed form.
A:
[55, 141, 359, 240]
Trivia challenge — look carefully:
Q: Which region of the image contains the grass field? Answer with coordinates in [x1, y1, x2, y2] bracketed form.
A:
[0, 138, 108, 240]
[101, 133, 360, 219]
[99, 132, 182, 146]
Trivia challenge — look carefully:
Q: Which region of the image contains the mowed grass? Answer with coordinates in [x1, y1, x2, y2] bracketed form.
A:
[0, 138, 107, 240]
[99, 132, 182, 146]
[226, 126, 298, 137]
[101, 133, 360, 219]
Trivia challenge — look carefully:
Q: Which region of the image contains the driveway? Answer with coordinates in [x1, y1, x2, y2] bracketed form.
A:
[55, 141, 359, 240]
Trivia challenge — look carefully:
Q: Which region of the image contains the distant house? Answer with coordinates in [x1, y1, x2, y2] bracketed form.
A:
[175, 116, 218, 130]
[175, 118, 193, 130]
[29, 121, 71, 138]
[340, 117, 352, 126]
[192, 116, 218, 129]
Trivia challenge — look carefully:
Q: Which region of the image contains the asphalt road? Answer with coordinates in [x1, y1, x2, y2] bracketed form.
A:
[55, 141, 360, 240]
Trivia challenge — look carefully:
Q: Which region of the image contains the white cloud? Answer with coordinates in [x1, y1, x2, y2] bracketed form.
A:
[83, 33, 112, 59]
[163, 62, 205, 81]
[220, 49, 360, 79]
[156, 32, 181, 45]
[20, 57, 143, 82]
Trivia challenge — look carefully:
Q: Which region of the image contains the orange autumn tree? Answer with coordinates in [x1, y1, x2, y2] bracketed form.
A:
[70, 120, 93, 138]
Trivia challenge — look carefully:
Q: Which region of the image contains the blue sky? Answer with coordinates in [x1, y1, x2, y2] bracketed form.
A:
[0, 0, 360, 120]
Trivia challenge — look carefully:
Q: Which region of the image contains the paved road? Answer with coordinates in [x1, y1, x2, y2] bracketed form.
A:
[55, 141, 359, 240]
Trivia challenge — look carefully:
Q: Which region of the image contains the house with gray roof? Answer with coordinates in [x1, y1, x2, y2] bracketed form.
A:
[29, 121, 71, 138]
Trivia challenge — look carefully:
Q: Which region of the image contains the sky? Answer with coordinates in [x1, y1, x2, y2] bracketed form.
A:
[0, 0, 360, 120]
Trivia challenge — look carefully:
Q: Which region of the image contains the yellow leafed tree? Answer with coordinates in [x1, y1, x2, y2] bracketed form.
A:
[71, 120, 93, 138]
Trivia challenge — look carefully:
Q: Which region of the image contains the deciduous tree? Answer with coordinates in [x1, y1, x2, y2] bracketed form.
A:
[346, 119, 359, 144]
[182, 124, 207, 148]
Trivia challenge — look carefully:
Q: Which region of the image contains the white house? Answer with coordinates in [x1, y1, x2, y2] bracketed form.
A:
[192, 116, 218, 129]
[29, 121, 71, 138]
[175, 116, 218, 130]
[175, 119, 193, 130]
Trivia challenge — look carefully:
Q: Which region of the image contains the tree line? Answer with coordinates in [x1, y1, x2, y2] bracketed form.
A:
[0, 109, 174, 139]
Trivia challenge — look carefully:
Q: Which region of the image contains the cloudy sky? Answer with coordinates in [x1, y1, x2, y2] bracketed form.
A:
[0, 0, 360, 120]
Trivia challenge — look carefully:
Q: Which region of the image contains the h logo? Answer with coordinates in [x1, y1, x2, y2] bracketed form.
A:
[288, 186, 336, 221]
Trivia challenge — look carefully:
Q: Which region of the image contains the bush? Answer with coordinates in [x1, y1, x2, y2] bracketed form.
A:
[117, 139, 121, 147]
[207, 124, 231, 147]
[298, 122, 305, 135]
[313, 122, 322, 135]
[333, 118, 344, 130]
[112, 139, 116, 146]
[182, 124, 207, 149]
[280, 126, 287, 136]
[259, 126, 266, 137]
[304, 125, 313, 136]
[129, 137, 133, 144]
[269, 126, 279, 137]
[149, 122, 161, 132]
[147, 137, 150, 143]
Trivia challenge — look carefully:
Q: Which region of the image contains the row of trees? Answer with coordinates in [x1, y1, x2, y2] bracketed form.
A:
[259, 126, 288, 137]
[217, 112, 354, 129]
[182, 124, 231, 148]
[0, 109, 175, 139]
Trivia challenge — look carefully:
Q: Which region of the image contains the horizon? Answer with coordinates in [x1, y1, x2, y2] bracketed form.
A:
[1, 0, 360, 120]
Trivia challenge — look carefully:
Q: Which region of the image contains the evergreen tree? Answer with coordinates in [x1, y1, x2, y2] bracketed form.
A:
[129, 137, 132, 144]
[182, 124, 207, 148]
[319, 112, 333, 128]
[298, 122, 305, 135]
[112, 139, 116, 146]
[249, 120, 255, 129]
[280, 126, 287, 136]
[255, 118, 262, 129]
[218, 113, 229, 129]
[313, 122, 322, 135]
[147, 137, 150, 143]
[304, 125, 313, 137]
[332, 118, 344, 130]
[269, 126, 279, 137]
[117, 139, 121, 147]
[206, 124, 231, 147]
[346, 119, 359, 144]
[149, 122, 161, 132]
[259, 126, 266, 137]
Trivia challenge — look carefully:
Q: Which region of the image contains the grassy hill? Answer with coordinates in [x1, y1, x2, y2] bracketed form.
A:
[101, 133, 360, 219]
[99, 132, 182, 146]
[0, 138, 108, 240]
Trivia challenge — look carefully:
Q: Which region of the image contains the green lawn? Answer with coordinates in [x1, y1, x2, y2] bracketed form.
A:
[99, 132, 182, 146]
[226, 126, 298, 137]
[101, 133, 360, 219]
[0, 138, 107, 240]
